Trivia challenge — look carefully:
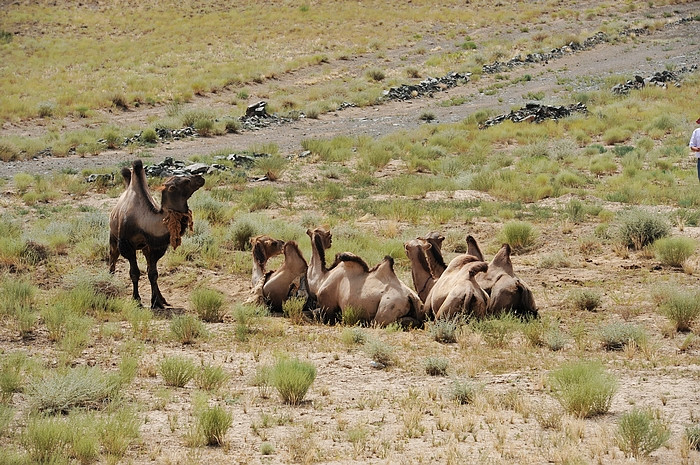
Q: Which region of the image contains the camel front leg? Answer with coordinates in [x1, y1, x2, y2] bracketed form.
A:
[119, 239, 141, 305]
[109, 234, 120, 274]
[145, 246, 168, 309]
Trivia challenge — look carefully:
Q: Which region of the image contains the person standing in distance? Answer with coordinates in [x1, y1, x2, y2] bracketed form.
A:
[691, 117, 700, 182]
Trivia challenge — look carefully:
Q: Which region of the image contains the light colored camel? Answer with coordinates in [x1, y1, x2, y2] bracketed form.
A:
[404, 232, 447, 302]
[249, 236, 308, 312]
[306, 227, 424, 326]
[465, 236, 538, 317]
[423, 251, 490, 320]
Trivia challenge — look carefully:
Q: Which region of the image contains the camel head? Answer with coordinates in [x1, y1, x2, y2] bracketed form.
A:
[423, 231, 445, 253]
[306, 227, 332, 250]
[251, 235, 285, 265]
[160, 174, 205, 214]
[404, 238, 430, 258]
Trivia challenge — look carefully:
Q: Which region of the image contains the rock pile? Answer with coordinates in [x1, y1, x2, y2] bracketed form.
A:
[239, 101, 296, 131]
[155, 126, 197, 140]
[611, 75, 646, 95]
[480, 102, 588, 128]
[611, 65, 697, 95]
[143, 157, 226, 177]
[383, 72, 471, 101]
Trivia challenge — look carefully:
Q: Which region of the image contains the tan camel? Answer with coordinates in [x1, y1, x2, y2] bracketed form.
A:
[404, 232, 447, 302]
[249, 236, 308, 312]
[306, 227, 424, 326]
[465, 236, 538, 317]
[423, 252, 490, 320]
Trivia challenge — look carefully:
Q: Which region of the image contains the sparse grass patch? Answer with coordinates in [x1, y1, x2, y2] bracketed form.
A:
[657, 287, 700, 332]
[191, 287, 226, 323]
[616, 209, 670, 250]
[197, 405, 233, 446]
[271, 357, 317, 405]
[159, 356, 197, 388]
[170, 314, 208, 344]
[616, 408, 670, 459]
[450, 380, 477, 405]
[241, 186, 277, 211]
[653, 236, 696, 267]
[424, 357, 449, 376]
[340, 327, 367, 345]
[364, 338, 394, 366]
[469, 313, 520, 348]
[685, 424, 700, 450]
[283, 296, 306, 325]
[568, 289, 602, 311]
[195, 365, 228, 392]
[599, 322, 648, 350]
[28, 366, 118, 414]
[548, 360, 617, 418]
[428, 317, 460, 343]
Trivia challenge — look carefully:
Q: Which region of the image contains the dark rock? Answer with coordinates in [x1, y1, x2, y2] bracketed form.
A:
[383, 72, 471, 101]
[481, 102, 588, 128]
[85, 173, 114, 183]
[245, 101, 268, 117]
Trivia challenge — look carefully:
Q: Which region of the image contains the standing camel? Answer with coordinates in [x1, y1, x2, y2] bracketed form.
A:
[306, 227, 424, 326]
[109, 159, 204, 309]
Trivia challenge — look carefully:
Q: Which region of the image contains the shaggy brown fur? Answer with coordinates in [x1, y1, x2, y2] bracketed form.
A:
[162, 208, 194, 249]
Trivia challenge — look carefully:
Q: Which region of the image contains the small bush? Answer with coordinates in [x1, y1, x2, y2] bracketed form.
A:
[451, 380, 477, 405]
[28, 366, 118, 414]
[616, 209, 670, 250]
[599, 322, 648, 350]
[100, 409, 140, 457]
[616, 408, 670, 459]
[659, 288, 700, 332]
[340, 328, 367, 345]
[428, 318, 460, 343]
[366, 68, 385, 81]
[229, 220, 257, 251]
[37, 102, 55, 118]
[424, 357, 449, 376]
[170, 314, 208, 344]
[260, 441, 275, 455]
[141, 128, 158, 144]
[252, 365, 273, 399]
[191, 287, 226, 323]
[241, 186, 277, 211]
[195, 365, 228, 392]
[685, 424, 700, 450]
[254, 154, 287, 181]
[568, 289, 602, 311]
[194, 118, 214, 137]
[225, 119, 241, 133]
[0, 352, 28, 402]
[341, 305, 362, 326]
[654, 236, 696, 267]
[364, 338, 394, 366]
[548, 360, 617, 418]
[499, 221, 536, 252]
[159, 356, 197, 388]
[283, 296, 306, 325]
[198, 405, 232, 446]
[271, 358, 317, 405]
[469, 313, 520, 348]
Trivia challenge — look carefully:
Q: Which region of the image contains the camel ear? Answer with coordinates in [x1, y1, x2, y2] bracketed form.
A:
[154, 185, 165, 192]
[466, 235, 484, 261]
[306, 228, 313, 237]
[421, 242, 432, 252]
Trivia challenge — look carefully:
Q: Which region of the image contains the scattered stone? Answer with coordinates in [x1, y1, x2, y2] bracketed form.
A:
[612, 75, 645, 95]
[184, 163, 210, 175]
[85, 173, 114, 183]
[155, 126, 197, 140]
[383, 72, 471, 101]
[611, 65, 697, 95]
[481, 102, 588, 128]
[369, 361, 386, 370]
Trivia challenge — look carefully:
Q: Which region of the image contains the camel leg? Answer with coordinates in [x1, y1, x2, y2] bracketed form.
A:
[119, 239, 141, 305]
[145, 246, 168, 309]
[108, 234, 120, 274]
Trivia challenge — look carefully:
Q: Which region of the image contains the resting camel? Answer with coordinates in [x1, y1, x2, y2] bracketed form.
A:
[465, 236, 538, 317]
[306, 227, 424, 326]
[109, 159, 204, 309]
[404, 231, 447, 302]
[249, 236, 308, 312]
[422, 252, 490, 320]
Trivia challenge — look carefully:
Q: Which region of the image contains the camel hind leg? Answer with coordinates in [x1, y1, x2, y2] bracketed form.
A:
[144, 245, 169, 309]
[108, 234, 120, 274]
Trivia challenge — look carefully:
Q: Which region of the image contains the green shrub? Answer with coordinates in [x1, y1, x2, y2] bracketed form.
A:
[260, 441, 275, 455]
[599, 322, 648, 350]
[198, 405, 233, 446]
[364, 338, 394, 366]
[241, 186, 277, 211]
[254, 154, 287, 181]
[252, 365, 274, 399]
[271, 358, 317, 405]
[283, 296, 306, 325]
[340, 328, 367, 345]
[0, 352, 28, 402]
[616, 209, 670, 250]
[28, 366, 118, 414]
[451, 380, 477, 405]
[191, 287, 226, 323]
[170, 314, 208, 344]
[22, 415, 69, 463]
[225, 119, 241, 133]
[194, 118, 214, 137]
[159, 356, 197, 388]
[366, 68, 385, 81]
[141, 128, 158, 143]
[232, 303, 268, 341]
[229, 220, 257, 251]
[685, 424, 700, 450]
[659, 288, 700, 332]
[653, 236, 696, 267]
[100, 409, 140, 457]
[340, 305, 362, 326]
[499, 221, 536, 252]
[195, 365, 228, 392]
[428, 317, 460, 343]
[0, 278, 36, 316]
[0, 404, 13, 436]
[549, 360, 617, 418]
[424, 357, 449, 376]
[568, 289, 602, 311]
[616, 408, 670, 459]
[469, 313, 520, 348]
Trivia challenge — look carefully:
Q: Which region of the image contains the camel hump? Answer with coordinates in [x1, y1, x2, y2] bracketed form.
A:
[133, 159, 144, 173]
[491, 243, 514, 274]
[449, 254, 480, 269]
[466, 235, 484, 261]
[333, 252, 370, 272]
[121, 167, 132, 186]
[370, 255, 395, 273]
[468, 261, 488, 278]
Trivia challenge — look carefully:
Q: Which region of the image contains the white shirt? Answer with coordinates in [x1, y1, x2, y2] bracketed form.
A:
[690, 128, 700, 158]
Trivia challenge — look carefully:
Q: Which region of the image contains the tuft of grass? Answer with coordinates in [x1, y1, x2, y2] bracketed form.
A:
[451, 380, 477, 405]
[283, 296, 306, 325]
[685, 424, 700, 451]
[469, 313, 520, 348]
[568, 289, 602, 311]
[616, 209, 670, 250]
[616, 408, 670, 459]
[599, 322, 648, 350]
[28, 366, 118, 414]
[159, 356, 197, 388]
[195, 365, 229, 392]
[340, 305, 362, 326]
[254, 154, 287, 181]
[191, 287, 226, 323]
[198, 405, 233, 446]
[0, 352, 28, 402]
[232, 303, 268, 342]
[271, 357, 317, 405]
[498, 221, 536, 252]
[428, 317, 460, 343]
[366, 68, 385, 81]
[364, 338, 394, 366]
[653, 236, 696, 267]
[170, 314, 208, 344]
[100, 408, 140, 458]
[340, 328, 367, 345]
[424, 357, 449, 376]
[229, 220, 257, 251]
[548, 360, 617, 418]
[241, 186, 277, 211]
[658, 288, 700, 332]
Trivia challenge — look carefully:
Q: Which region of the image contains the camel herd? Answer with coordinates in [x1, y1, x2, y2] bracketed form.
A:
[110, 160, 537, 324]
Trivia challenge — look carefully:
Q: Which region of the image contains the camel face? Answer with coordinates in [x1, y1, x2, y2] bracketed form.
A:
[251, 235, 285, 265]
[161, 174, 205, 213]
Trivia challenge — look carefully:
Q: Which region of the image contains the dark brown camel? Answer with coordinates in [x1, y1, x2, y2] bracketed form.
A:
[109, 159, 204, 309]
